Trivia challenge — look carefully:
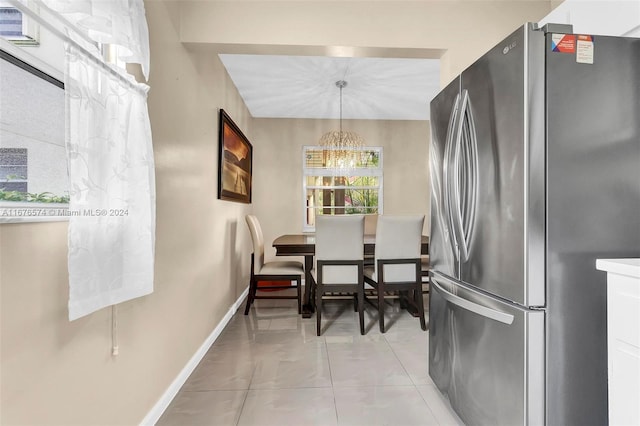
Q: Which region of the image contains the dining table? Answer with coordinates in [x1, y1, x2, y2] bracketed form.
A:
[273, 233, 429, 318]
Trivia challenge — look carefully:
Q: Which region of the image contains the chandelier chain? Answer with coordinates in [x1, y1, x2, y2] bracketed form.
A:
[339, 82, 343, 141]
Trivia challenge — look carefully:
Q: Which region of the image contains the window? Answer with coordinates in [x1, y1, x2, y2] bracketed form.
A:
[302, 146, 383, 232]
[0, 48, 68, 222]
[0, 5, 39, 46]
[0, 148, 27, 192]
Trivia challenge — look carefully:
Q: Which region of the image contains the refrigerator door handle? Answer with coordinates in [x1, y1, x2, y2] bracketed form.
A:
[431, 277, 515, 325]
[462, 91, 479, 256]
[451, 89, 479, 263]
[451, 90, 470, 261]
[443, 93, 462, 259]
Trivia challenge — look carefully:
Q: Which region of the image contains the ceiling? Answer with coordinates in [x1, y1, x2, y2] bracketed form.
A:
[218, 54, 440, 121]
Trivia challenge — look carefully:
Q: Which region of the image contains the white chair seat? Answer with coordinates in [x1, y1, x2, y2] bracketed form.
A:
[259, 261, 304, 275]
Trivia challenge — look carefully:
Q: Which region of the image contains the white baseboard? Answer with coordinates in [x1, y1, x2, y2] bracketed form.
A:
[140, 286, 249, 425]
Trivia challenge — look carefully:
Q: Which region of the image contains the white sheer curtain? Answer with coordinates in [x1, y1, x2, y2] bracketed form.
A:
[65, 43, 155, 321]
[42, 0, 150, 80]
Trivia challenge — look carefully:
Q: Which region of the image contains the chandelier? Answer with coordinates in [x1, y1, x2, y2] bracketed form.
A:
[319, 80, 364, 172]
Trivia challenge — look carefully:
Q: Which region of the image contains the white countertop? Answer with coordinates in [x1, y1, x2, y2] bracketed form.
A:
[596, 258, 640, 278]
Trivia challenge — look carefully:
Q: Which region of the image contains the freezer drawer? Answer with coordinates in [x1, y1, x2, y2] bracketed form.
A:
[429, 272, 544, 426]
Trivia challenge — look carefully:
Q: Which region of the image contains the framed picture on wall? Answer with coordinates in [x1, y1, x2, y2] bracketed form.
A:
[218, 109, 252, 204]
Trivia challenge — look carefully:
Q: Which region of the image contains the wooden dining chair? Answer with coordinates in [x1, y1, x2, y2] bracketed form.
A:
[244, 215, 304, 315]
[363, 214, 426, 333]
[312, 215, 365, 336]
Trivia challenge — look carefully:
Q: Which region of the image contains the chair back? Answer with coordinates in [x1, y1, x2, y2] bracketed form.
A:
[315, 215, 364, 284]
[245, 215, 265, 274]
[374, 215, 425, 283]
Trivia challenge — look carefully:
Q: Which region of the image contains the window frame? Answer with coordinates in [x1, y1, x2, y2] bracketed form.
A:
[302, 145, 383, 233]
[0, 3, 40, 46]
[0, 45, 69, 223]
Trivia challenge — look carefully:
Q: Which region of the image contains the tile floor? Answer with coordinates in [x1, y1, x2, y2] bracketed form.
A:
[157, 292, 464, 426]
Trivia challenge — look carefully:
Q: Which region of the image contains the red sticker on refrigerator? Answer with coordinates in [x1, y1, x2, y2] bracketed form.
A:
[551, 34, 576, 53]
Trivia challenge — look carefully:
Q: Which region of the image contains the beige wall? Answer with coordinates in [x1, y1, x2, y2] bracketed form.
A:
[0, 1, 556, 425]
[1, 1, 254, 424]
[179, 1, 554, 84]
[252, 118, 430, 263]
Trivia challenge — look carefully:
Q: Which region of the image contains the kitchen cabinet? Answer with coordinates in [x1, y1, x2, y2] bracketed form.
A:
[596, 258, 640, 426]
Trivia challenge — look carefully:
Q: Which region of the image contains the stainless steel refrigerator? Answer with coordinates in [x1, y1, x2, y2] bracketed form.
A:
[428, 23, 640, 426]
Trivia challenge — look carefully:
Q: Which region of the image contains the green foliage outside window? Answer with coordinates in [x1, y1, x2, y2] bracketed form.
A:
[0, 188, 70, 203]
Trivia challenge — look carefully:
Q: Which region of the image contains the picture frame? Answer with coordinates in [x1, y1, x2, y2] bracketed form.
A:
[218, 109, 252, 204]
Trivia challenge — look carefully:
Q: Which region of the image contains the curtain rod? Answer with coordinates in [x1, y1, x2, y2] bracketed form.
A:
[7, 0, 149, 96]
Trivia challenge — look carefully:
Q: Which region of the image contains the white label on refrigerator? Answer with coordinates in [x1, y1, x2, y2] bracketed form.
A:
[576, 35, 594, 64]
